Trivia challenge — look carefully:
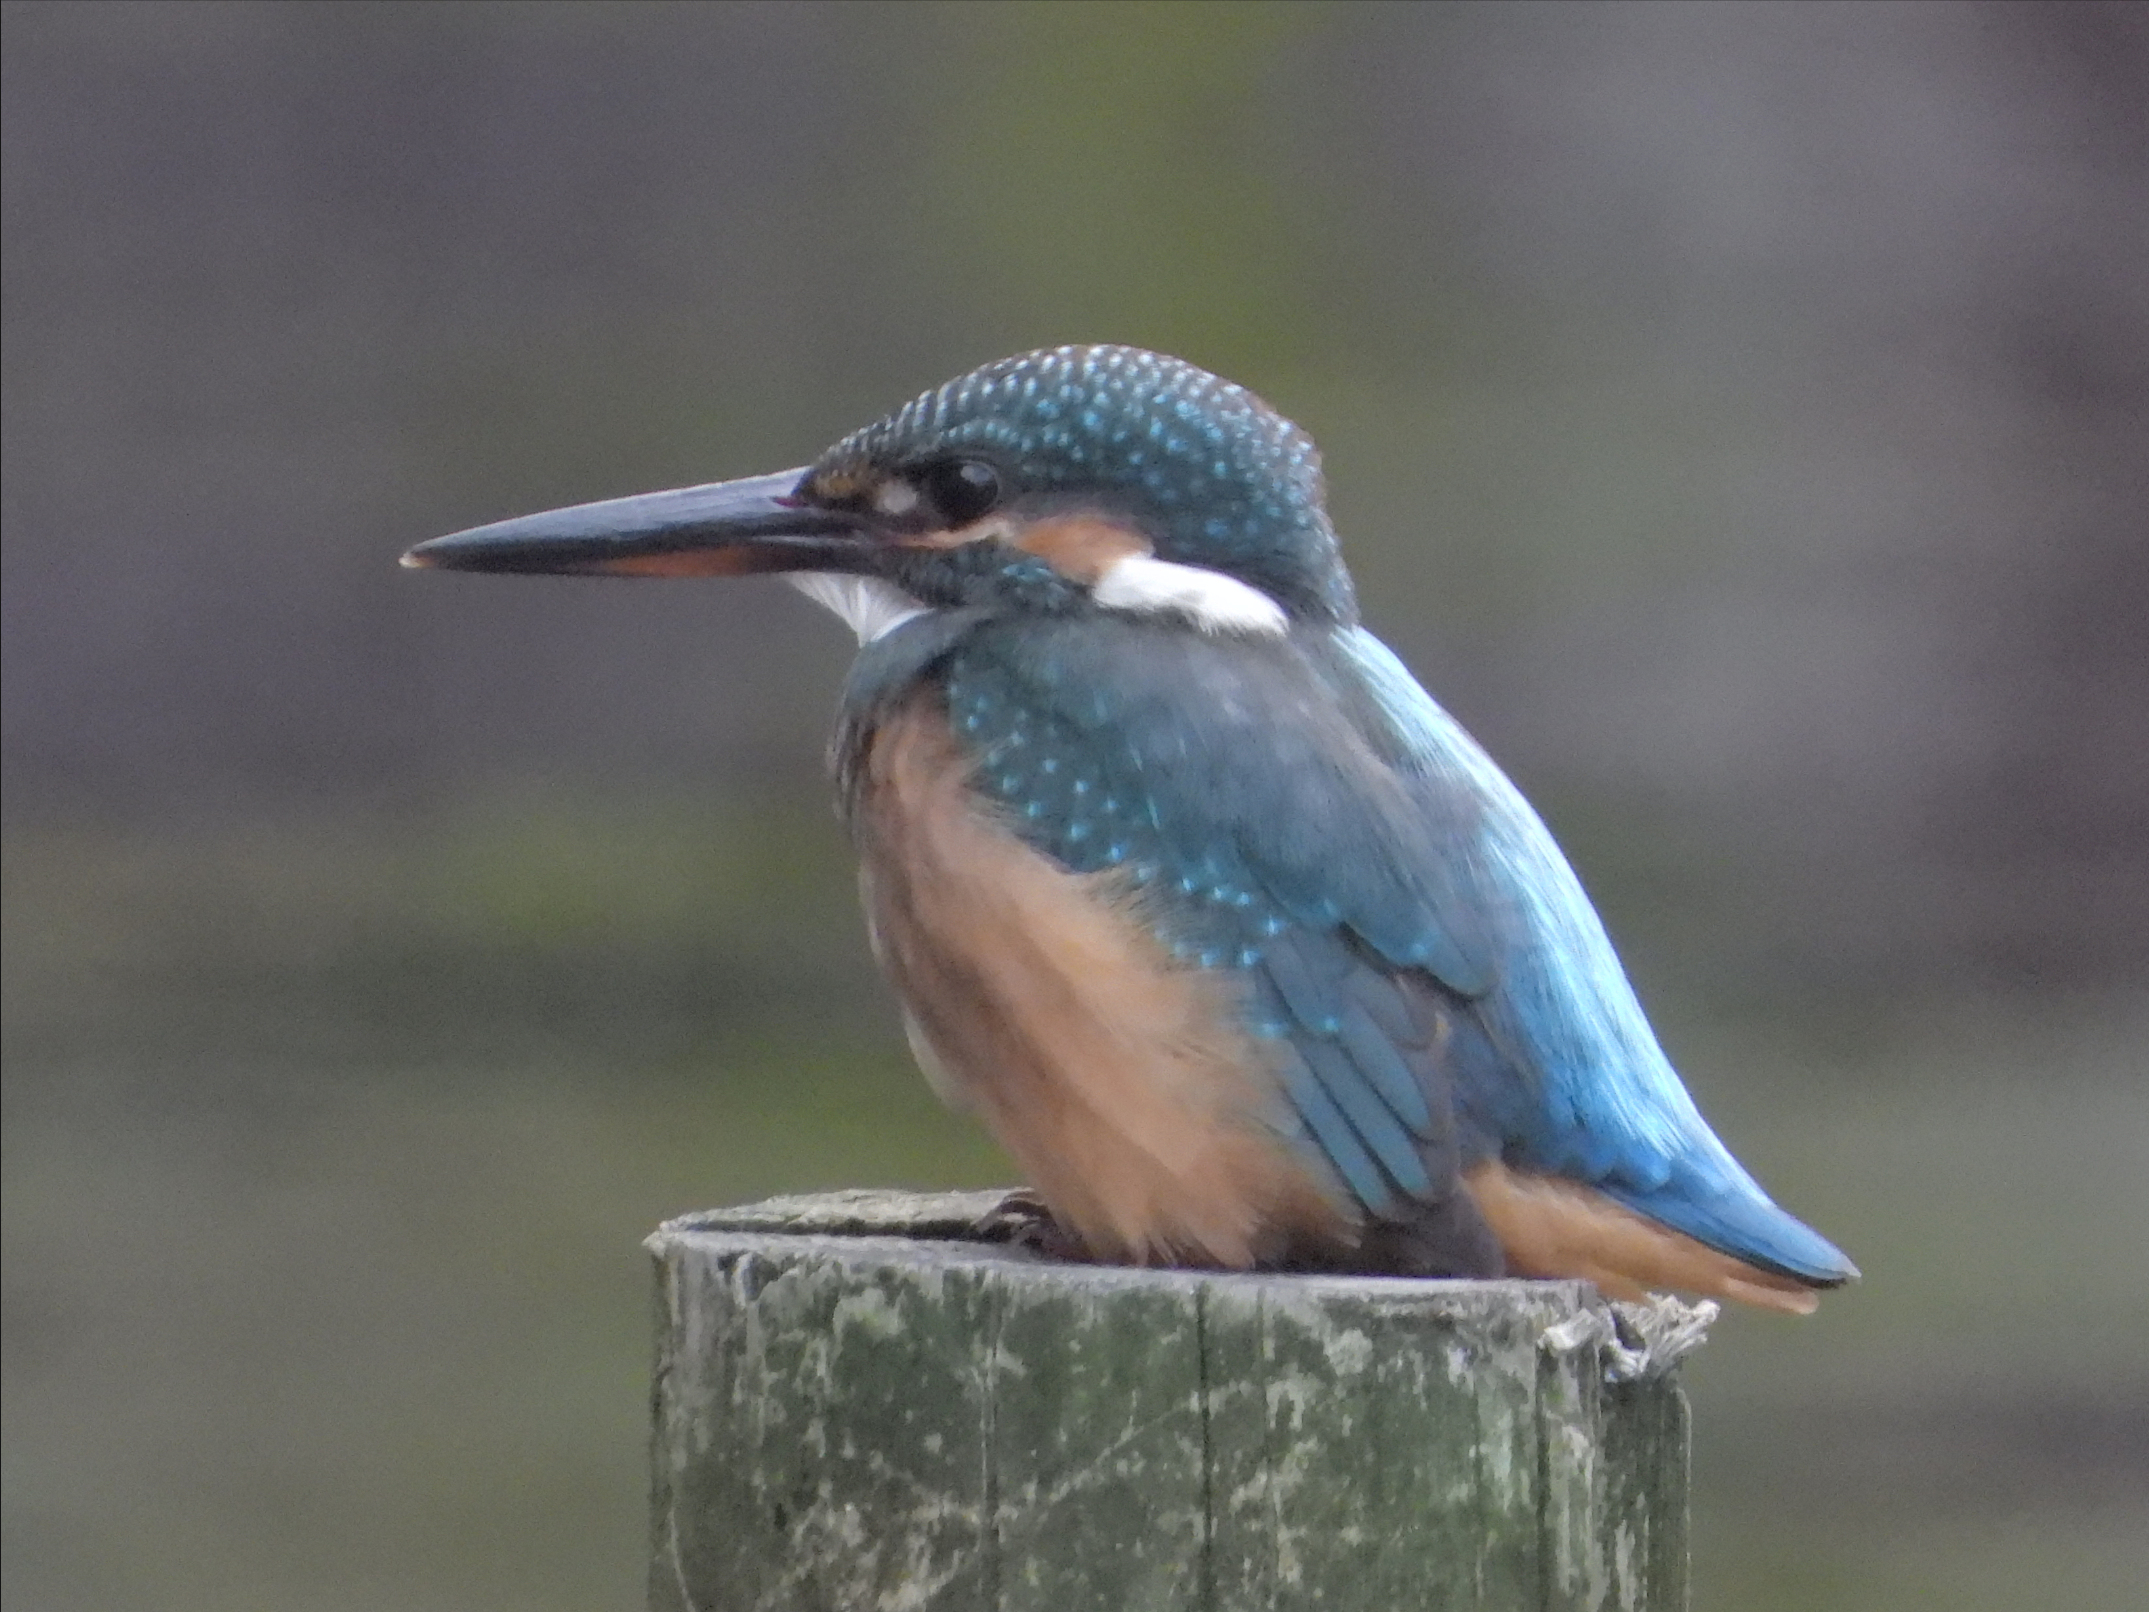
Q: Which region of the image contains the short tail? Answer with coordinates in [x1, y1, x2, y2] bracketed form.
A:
[1609, 1171, 1859, 1287]
[1466, 1162, 1857, 1316]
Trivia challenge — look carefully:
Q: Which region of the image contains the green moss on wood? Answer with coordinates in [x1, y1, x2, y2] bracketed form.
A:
[649, 1193, 1699, 1612]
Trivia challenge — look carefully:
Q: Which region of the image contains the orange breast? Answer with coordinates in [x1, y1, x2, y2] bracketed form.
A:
[853, 696, 1348, 1268]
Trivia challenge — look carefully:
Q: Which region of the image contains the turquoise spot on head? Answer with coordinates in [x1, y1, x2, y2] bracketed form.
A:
[814, 345, 1356, 622]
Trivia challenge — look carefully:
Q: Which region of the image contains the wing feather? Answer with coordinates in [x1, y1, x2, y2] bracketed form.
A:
[907, 610, 1854, 1286]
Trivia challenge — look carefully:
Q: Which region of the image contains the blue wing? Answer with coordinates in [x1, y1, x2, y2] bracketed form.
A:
[871, 609, 1851, 1285]
[1316, 627, 1854, 1283]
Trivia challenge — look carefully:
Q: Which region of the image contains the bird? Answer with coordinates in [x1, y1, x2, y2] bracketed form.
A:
[404, 344, 1857, 1314]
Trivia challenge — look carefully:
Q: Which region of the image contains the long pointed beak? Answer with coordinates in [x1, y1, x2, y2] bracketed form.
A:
[400, 467, 872, 577]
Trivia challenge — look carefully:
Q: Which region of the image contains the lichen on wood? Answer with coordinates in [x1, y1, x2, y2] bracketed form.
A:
[648, 1191, 1699, 1611]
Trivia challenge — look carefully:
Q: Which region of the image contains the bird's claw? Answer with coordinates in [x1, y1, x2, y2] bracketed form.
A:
[970, 1188, 1091, 1262]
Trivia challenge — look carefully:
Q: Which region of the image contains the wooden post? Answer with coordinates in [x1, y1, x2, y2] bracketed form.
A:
[647, 1190, 1708, 1612]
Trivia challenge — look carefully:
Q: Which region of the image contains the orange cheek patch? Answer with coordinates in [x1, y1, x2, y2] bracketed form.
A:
[896, 513, 1148, 580]
[1463, 1161, 1822, 1315]
[1009, 515, 1149, 584]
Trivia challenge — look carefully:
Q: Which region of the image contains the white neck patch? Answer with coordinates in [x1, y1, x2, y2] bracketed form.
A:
[1090, 553, 1288, 636]
[783, 573, 930, 644]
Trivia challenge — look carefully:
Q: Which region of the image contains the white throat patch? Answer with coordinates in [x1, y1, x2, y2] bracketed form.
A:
[783, 573, 930, 644]
[1090, 554, 1288, 636]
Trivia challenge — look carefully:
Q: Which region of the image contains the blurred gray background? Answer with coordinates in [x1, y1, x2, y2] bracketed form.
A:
[5, 3, 2146, 1608]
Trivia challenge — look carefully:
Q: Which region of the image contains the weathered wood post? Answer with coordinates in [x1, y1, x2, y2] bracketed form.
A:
[648, 1190, 1710, 1612]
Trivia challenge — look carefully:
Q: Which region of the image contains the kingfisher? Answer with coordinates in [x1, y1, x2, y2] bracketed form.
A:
[404, 345, 1856, 1314]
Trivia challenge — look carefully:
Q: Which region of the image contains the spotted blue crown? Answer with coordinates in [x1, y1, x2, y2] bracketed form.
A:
[813, 345, 1356, 621]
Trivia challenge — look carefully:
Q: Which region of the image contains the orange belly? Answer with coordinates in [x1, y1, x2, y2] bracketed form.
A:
[853, 696, 1349, 1268]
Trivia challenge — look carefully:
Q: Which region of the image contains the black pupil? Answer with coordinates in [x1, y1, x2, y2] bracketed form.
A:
[924, 459, 1001, 526]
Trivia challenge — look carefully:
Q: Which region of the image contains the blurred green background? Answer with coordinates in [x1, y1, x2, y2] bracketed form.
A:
[5, 3, 2146, 1609]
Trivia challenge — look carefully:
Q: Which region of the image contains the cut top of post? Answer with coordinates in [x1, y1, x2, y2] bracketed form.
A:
[648, 1189, 1712, 1612]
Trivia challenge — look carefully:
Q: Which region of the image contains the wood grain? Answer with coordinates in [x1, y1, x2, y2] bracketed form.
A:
[648, 1190, 1699, 1611]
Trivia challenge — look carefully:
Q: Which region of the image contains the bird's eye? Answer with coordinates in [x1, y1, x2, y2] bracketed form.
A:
[920, 458, 1003, 527]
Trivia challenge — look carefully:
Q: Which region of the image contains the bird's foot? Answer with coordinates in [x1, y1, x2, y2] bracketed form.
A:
[970, 1188, 1091, 1262]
